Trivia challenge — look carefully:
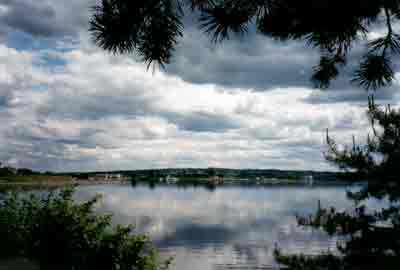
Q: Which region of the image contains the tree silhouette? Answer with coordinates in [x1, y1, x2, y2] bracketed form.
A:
[88, 2, 400, 268]
[275, 98, 400, 270]
[90, 0, 400, 90]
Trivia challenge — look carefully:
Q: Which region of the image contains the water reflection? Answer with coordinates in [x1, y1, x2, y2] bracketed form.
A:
[73, 184, 354, 270]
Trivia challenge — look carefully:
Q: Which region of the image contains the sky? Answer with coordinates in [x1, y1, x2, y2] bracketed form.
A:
[0, 0, 399, 172]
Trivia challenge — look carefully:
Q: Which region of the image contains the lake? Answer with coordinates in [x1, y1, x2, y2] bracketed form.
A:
[67, 183, 355, 270]
[3, 182, 377, 270]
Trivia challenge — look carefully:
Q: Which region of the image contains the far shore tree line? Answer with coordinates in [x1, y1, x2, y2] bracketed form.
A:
[2, 1, 400, 270]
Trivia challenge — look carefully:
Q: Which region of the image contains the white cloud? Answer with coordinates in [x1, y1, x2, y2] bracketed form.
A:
[0, 36, 386, 172]
[1, 0, 398, 171]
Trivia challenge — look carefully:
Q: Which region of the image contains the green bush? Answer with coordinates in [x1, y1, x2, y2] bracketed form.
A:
[0, 186, 171, 270]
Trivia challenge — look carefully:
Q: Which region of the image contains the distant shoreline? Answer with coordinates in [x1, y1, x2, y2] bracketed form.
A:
[0, 179, 352, 189]
[0, 179, 125, 186]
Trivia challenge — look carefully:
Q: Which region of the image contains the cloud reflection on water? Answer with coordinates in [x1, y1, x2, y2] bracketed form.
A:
[75, 184, 351, 270]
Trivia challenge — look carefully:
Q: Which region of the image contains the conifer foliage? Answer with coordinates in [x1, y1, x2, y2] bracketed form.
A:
[275, 99, 400, 270]
[90, 0, 400, 90]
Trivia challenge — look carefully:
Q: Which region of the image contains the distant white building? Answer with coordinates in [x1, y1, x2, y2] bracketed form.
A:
[90, 173, 125, 181]
[166, 175, 179, 184]
[304, 175, 314, 185]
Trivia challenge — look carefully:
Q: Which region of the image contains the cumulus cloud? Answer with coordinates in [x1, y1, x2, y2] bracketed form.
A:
[1, 0, 395, 99]
[0, 42, 377, 171]
[0, 0, 398, 171]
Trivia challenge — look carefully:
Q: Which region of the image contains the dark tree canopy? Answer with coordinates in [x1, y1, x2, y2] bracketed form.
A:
[275, 100, 400, 270]
[90, 0, 400, 90]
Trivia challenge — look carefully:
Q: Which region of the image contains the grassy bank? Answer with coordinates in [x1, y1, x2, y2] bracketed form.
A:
[0, 175, 72, 183]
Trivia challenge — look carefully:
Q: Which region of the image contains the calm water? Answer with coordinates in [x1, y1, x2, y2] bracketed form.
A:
[67, 183, 357, 270]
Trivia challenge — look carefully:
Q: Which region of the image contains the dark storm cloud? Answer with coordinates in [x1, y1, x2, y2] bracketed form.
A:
[166, 27, 319, 91]
[2, 0, 397, 105]
[0, 88, 12, 107]
[0, 0, 95, 37]
[0, 0, 57, 37]
[0, 0, 321, 93]
[1, 0, 399, 172]
[37, 92, 155, 121]
[303, 86, 400, 104]
[166, 111, 241, 132]
[0, 135, 78, 171]
[166, 26, 400, 101]
[40, 96, 240, 133]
